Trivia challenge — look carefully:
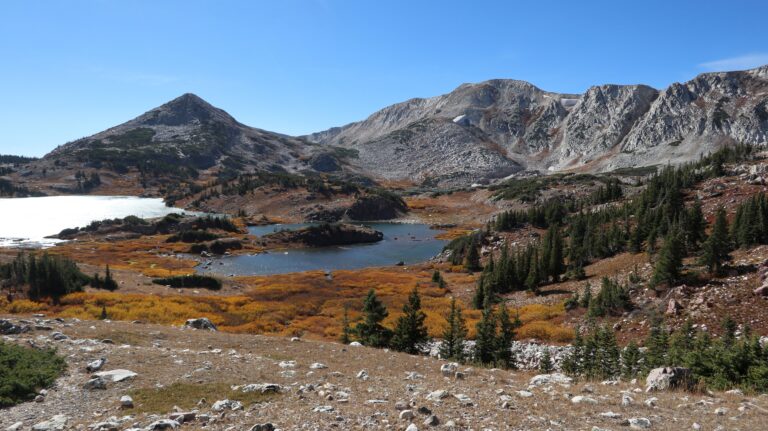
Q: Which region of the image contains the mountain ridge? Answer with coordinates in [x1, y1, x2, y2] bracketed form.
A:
[306, 65, 768, 185]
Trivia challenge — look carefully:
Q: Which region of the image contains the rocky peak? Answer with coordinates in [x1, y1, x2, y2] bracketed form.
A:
[133, 93, 238, 128]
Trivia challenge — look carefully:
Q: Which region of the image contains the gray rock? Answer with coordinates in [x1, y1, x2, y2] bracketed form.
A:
[184, 317, 217, 331]
[241, 383, 282, 394]
[145, 419, 180, 430]
[32, 415, 68, 431]
[86, 357, 106, 372]
[645, 367, 692, 392]
[628, 417, 652, 429]
[94, 369, 137, 382]
[249, 424, 275, 431]
[6, 422, 23, 431]
[423, 415, 440, 427]
[120, 395, 134, 408]
[400, 410, 415, 420]
[84, 376, 107, 390]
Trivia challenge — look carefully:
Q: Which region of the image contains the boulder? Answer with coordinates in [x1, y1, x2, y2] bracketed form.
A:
[665, 299, 683, 315]
[529, 373, 573, 387]
[0, 319, 29, 335]
[120, 395, 134, 408]
[145, 420, 180, 430]
[425, 390, 449, 401]
[754, 285, 768, 296]
[184, 317, 217, 331]
[32, 415, 68, 431]
[440, 362, 458, 377]
[249, 424, 275, 431]
[241, 383, 282, 394]
[84, 377, 107, 390]
[86, 357, 106, 372]
[628, 417, 651, 429]
[645, 367, 692, 392]
[212, 399, 243, 411]
[94, 369, 137, 382]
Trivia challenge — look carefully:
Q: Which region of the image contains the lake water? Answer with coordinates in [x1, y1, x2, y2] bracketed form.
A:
[0, 195, 189, 247]
[197, 222, 447, 276]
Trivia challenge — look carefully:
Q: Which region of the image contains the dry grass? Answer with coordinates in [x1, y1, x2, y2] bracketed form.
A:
[0, 266, 572, 342]
[127, 382, 278, 414]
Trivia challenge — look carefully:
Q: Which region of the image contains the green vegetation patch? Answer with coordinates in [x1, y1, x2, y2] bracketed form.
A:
[0, 342, 66, 407]
[127, 382, 278, 414]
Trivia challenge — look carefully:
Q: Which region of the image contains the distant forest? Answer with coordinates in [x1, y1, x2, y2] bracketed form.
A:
[0, 154, 38, 164]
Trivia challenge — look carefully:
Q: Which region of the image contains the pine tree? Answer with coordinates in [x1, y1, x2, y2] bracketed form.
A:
[539, 348, 554, 373]
[699, 207, 731, 275]
[339, 305, 352, 344]
[546, 225, 565, 283]
[464, 236, 481, 272]
[561, 326, 583, 376]
[439, 297, 467, 361]
[495, 305, 516, 369]
[684, 200, 707, 250]
[473, 306, 497, 365]
[579, 283, 592, 308]
[391, 288, 429, 354]
[102, 265, 118, 291]
[99, 305, 108, 320]
[472, 278, 486, 310]
[650, 227, 684, 288]
[354, 289, 392, 348]
[621, 341, 643, 379]
[644, 317, 669, 370]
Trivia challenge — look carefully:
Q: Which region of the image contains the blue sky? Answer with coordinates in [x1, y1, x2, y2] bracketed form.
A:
[1, 0, 767, 157]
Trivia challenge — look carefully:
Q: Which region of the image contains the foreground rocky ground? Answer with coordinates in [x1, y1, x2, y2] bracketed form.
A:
[2, 316, 766, 431]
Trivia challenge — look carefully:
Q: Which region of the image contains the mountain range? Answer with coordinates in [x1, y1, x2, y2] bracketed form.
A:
[24, 65, 768, 189]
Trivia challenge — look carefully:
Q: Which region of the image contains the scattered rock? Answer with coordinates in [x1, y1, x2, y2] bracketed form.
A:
[0, 319, 29, 335]
[440, 362, 458, 377]
[84, 377, 107, 390]
[86, 357, 106, 372]
[241, 383, 282, 394]
[425, 390, 449, 401]
[423, 414, 440, 427]
[32, 415, 69, 431]
[400, 410, 415, 420]
[145, 419, 180, 430]
[529, 373, 573, 387]
[212, 399, 243, 411]
[628, 417, 651, 429]
[249, 424, 275, 431]
[120, 395, 134, 408]
[571, 395, 598, 404]
[309, 362, 327, 369]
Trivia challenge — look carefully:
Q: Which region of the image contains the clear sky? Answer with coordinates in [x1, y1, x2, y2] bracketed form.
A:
[1, 0, 767, 157]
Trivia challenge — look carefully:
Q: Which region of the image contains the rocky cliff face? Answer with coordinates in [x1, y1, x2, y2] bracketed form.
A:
[307, 66, 768, 184]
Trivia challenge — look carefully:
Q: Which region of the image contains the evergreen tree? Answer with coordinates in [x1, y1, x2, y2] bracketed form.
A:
[354, 289, 392, 348]
[99, 305, 108, 320]
[650, 227, 684, 288]
[391, 288, 429, 354]
[644, 317, 669, 370]
[700, 207, 731, 275]
[439, 297, 467, 361]
[579, 283, 592, 308]
[473, 306, 497, 365]
[102, 265, 118, 291]
[464, 236, 481, 272]
[621, 341, 643, 379]
[539, 348, 554, 373]
[495, 305, 516, 369]
[339, 305, 352, 344]
[683, 200, 707, 250]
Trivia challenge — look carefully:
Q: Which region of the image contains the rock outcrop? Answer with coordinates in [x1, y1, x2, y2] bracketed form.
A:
[261, 223, 383, 247]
